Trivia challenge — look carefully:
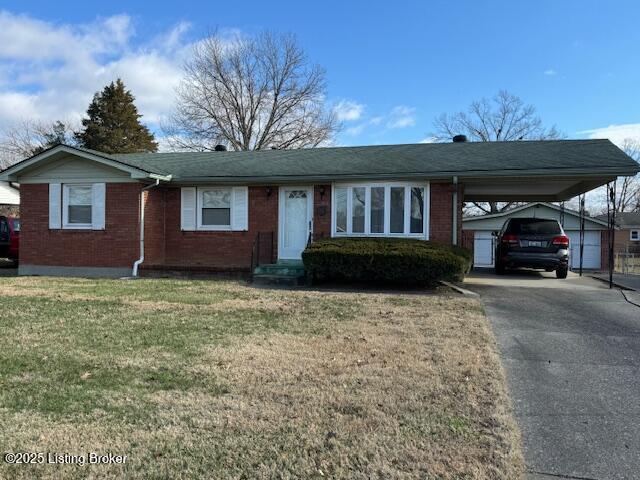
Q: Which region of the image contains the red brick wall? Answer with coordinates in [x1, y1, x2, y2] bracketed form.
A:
[313, 184, 331, 240]
[20, 183, 140, 267]
[21, 181, 462, 271]
[144, 188, 166, 265]
[611, 228, 640, 254]
[429, 182, 463, 245]
[160, 186, 278, 270]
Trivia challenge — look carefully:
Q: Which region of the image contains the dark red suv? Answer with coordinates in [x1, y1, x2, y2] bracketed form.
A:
[0, 216, 20, 262]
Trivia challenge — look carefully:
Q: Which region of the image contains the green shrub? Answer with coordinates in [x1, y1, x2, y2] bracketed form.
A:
[302, 237, 472, 287]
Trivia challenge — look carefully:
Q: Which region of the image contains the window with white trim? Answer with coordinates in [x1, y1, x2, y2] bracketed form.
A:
[199, 187, 231, 227]
[197, 187, 232, 229]
[181, 186, 248, 232]
[63, 184, 93, 228]
[333, 183, 428, 237]
[631, 229, 640, 241]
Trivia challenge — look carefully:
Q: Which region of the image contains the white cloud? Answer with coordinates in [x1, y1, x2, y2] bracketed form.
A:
[334, 100, 364, 121]
[155, 21, 192, 51]
[544, 69, 557, 76]
[340, 108, 418, 139]
[579, 123, 640, 148]
[0, 11, 192, 131]
[387, 105, 416, 129]
[345, 124, 366, 136]
[419, 136, 437, 143]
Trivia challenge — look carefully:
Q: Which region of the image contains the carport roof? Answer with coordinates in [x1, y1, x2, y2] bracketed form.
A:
[596, 212, 640, 228]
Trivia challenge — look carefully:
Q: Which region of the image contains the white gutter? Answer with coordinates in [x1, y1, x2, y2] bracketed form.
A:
[452, 176, 458, 245]
[132, 179, 161, 277]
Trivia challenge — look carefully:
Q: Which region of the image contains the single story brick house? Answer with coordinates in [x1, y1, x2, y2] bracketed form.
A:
[462, 202, 611, 270]
[0, 140, 637, 277]
[596, 211, 640, 254]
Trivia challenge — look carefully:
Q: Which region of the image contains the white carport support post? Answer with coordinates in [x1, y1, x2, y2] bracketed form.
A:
[579, 194, 586, 276]
[452, 176, 458, 245]
[606, 182, 617, 289]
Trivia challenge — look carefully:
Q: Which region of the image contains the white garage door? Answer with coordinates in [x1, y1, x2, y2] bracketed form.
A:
[473, 231, 494, 267]
[567, 231, 601, 270]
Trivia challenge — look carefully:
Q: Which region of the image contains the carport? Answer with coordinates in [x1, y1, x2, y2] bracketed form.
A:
[462, 202, 609, 270]
[452, 139, 640, 286]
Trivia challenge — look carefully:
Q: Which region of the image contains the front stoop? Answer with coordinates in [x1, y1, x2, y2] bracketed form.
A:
[252, 261, 306, 286]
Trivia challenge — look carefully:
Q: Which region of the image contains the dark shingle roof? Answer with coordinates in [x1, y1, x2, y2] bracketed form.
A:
[596, 212, 640, 228]
[109, 139, 639, 181]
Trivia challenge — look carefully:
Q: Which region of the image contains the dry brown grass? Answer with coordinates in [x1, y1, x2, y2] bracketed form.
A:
[0, 277, 523, 479]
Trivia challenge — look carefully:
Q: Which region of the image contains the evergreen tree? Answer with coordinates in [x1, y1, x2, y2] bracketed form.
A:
[75, 79, 158, 153]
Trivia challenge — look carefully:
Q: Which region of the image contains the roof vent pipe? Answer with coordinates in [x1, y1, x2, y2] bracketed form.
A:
[452, 135, 468, 143]
[214, 144, 227, 151]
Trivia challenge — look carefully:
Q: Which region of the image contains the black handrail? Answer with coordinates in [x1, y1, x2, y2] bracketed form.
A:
[251, 232, 274, 272]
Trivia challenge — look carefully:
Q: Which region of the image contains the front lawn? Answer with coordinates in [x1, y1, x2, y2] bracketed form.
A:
[0, 277, 523, 479]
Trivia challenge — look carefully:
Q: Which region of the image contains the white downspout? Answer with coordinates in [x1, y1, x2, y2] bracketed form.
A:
[132, 179, 160, 277]
[452, 176, 459, 246]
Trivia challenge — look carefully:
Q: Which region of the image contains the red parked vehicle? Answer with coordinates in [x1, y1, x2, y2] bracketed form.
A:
[0, 216, 20, 262]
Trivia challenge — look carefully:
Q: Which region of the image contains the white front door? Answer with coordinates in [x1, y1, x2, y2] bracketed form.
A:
[279, 186, 313, 260]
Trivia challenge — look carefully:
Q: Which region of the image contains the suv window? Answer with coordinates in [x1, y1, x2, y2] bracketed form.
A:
[12, 219, 20, 232]
[505, 218, 562, 235]
[0, 218, 8, 234]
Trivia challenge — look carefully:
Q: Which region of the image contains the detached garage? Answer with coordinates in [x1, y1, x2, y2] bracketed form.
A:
[462, 202, 609, 271]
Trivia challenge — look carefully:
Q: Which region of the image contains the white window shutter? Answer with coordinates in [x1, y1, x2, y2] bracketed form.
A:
[91, 183, 106, 230]
[48, 183, 61, 229]
[231, 186, 249, 231]
[181, 187, 197, 231]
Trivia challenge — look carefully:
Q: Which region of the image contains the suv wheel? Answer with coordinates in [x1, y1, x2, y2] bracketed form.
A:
[556, 266, 568, 279]
[495, 260, 505, 275]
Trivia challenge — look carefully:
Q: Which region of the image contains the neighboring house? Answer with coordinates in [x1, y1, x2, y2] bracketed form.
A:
[0, 140, 637, 278]
[462, 202, 611, 270]
[596, 211, 640, 254]
[0, 180, 19, 217]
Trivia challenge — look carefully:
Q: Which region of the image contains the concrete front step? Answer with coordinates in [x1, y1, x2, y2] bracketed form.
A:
[252, 274, 306, 287]
[253, 263, 305, 276]
[252, 262, 306, 286]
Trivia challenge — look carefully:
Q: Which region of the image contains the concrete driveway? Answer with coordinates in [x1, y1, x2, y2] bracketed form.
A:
[465, 269, 640, 480]
[592, 273, 640, 292]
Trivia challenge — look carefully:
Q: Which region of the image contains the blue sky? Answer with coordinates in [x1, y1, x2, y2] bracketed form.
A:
[1, 0, 639, 147]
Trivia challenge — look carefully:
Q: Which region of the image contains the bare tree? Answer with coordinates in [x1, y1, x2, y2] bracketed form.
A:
[165, 31, 339, 151]
[432, 90, 562, 214]
[609, 139, 640, 213]
[0, 120, 76, 169]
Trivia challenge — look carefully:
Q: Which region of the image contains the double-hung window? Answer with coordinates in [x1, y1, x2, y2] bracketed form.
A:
[181, 186, 248, 232]
[63, 184, 93, 229]
[631, 229, 640, 241]
[333, 183, 429, 238]
[50, 183, 105, 230]
[199, 188, 232, 229]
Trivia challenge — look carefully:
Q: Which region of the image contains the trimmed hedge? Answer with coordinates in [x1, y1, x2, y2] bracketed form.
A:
[302, 237, 472, 287]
